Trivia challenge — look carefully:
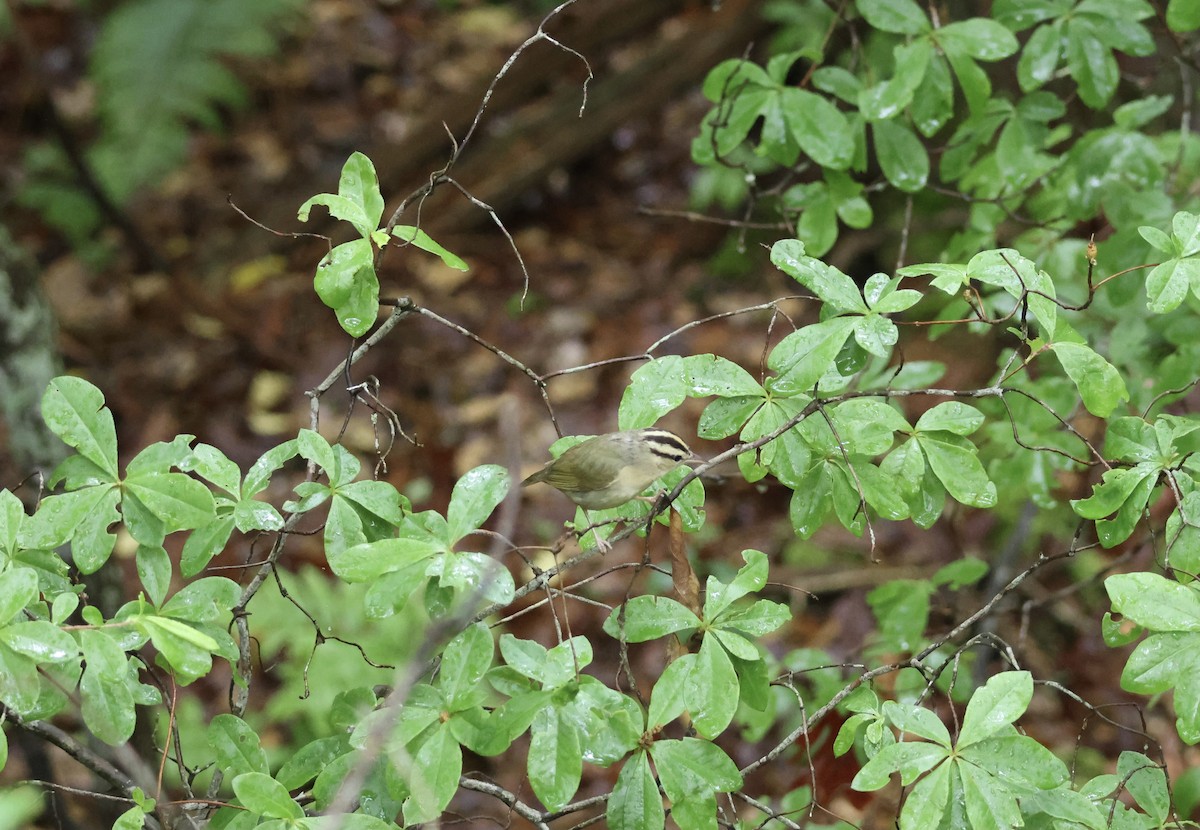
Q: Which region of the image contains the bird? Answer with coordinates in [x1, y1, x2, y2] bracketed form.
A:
[521, 428, 693, 510]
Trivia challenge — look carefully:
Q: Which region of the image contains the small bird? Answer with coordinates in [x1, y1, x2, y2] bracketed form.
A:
[522, 428, 693, 510]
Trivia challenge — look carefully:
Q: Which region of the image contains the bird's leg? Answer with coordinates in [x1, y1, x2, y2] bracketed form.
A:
[565, 512, 612, 554]
[581, 508, 612, 554]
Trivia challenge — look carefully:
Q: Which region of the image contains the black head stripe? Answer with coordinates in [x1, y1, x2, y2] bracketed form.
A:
[642, 431, 690, 460]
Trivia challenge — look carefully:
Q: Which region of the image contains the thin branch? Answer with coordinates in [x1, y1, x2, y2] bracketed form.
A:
[8, 709, 162, 830]
[459, 777, 552, 829]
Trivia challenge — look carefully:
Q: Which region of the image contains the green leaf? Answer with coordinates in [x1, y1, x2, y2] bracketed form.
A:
[446, 465, 509, 542]
[899, 261, 968, 293]
[690, 634, 740, 738]
[701, 58, 772, 101]
[1118, 751, 1169, 823]
[568, 678, 643, 765]
[935, 19, 1018, 61]
[1018, 21, 1062, 91]
[650, 738, 742, 802]
[933, 558, 988, 589]
[708, 628, 757, 663]
[704, 549, 768, 619]
[329, 528, 445, 583]
[391, 225, 469, 270]
[0, 568, 38, 626]
[857, 0, 930, 34]
[1115, 95, 1174, 129]
[121, 491, 165, 548]
[695, 85, 773, 161]
[668, 795, 719, 830]
[782, 88, 854, 169]
[608, 751, 664, 830]
[460, 691, 542, 756]
[604, 595, 700, 642]
[297, 151, 384, 240]
[790, 184, 836, 257]
[789, 463, 833, 538]
[180, 514, 235, 578]
[232, 772, 303, 820]
[136, 544, 171, 606]
[1065, 17, 1118, 108]
[916, 432, 997, 507]
[683, 354, 763, 398]
[528, 707, 582, 811]
[1103, 416, 1156, 463]
[900, 760, 952, 828]
[1019, 787, 1107, 828]
[945, 49, 992, 114]
[812, 67, 863, 103]
[136, 615, 217, 684]
[869, 579, 931, 652]
[1048, 342, 1129, 417]
[619, 356, 689, 428]
[335, 479, 406, 527]
[873, 119, 929, 192]
[276, 736, 346, 789]
[965, 249, 1058, 336]
[0, 787, 45, 830]
[994, 0, 1072, 29]
[312, 239, 379, 337]
[844, 460, 907, 518]
[1072, 465, 1157, 546]
[1168, 0, 1200, 30]
[402, 723, 461, 824]
[959, 758, 1023, 830]
[180, 443, 241, 494]
[0, 620, 77, 664]
[770, 239, 866, 313]
[915, 402, 983, 435]
[768, 317, 859, 395]
[543, 636, 593, 687]
[0, 490, 24, 557]
[0, 643, 40, 714]
[1174, 210, 1200, 256]
[294, 429, 337, 478]
[853, 314, 898, 358]
[960, 734, 1068, 789]
[835, 713, 872, 757]
[71, 487, 123, 573]
[912, 54, 954, 135]
[859, 40, 930, 122]
[648, 654, 691, 729]
[125, 471, 216, 532]
[243, 439, 299, 497]
[1107, 572, 1200, 632]
[232, 497, 284, 533]
[50, 594, 80, 627]
[209, 714, 269, 777]
[883, 701, 951, 745]
[957, 671, 1032, 748]
[79, 629, 136, 745]
[832, 398, 908, 454]
[1082, 3, 1155, 54]
[851, 740, 948, 790]
[41, 377, 119, 480]
[498, 634, 549, 684]
[1145, 257, 1200, 313]
[863, 273, 920, 312]
[439, 623, 493, 709]
[159, 576, 240, 622]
